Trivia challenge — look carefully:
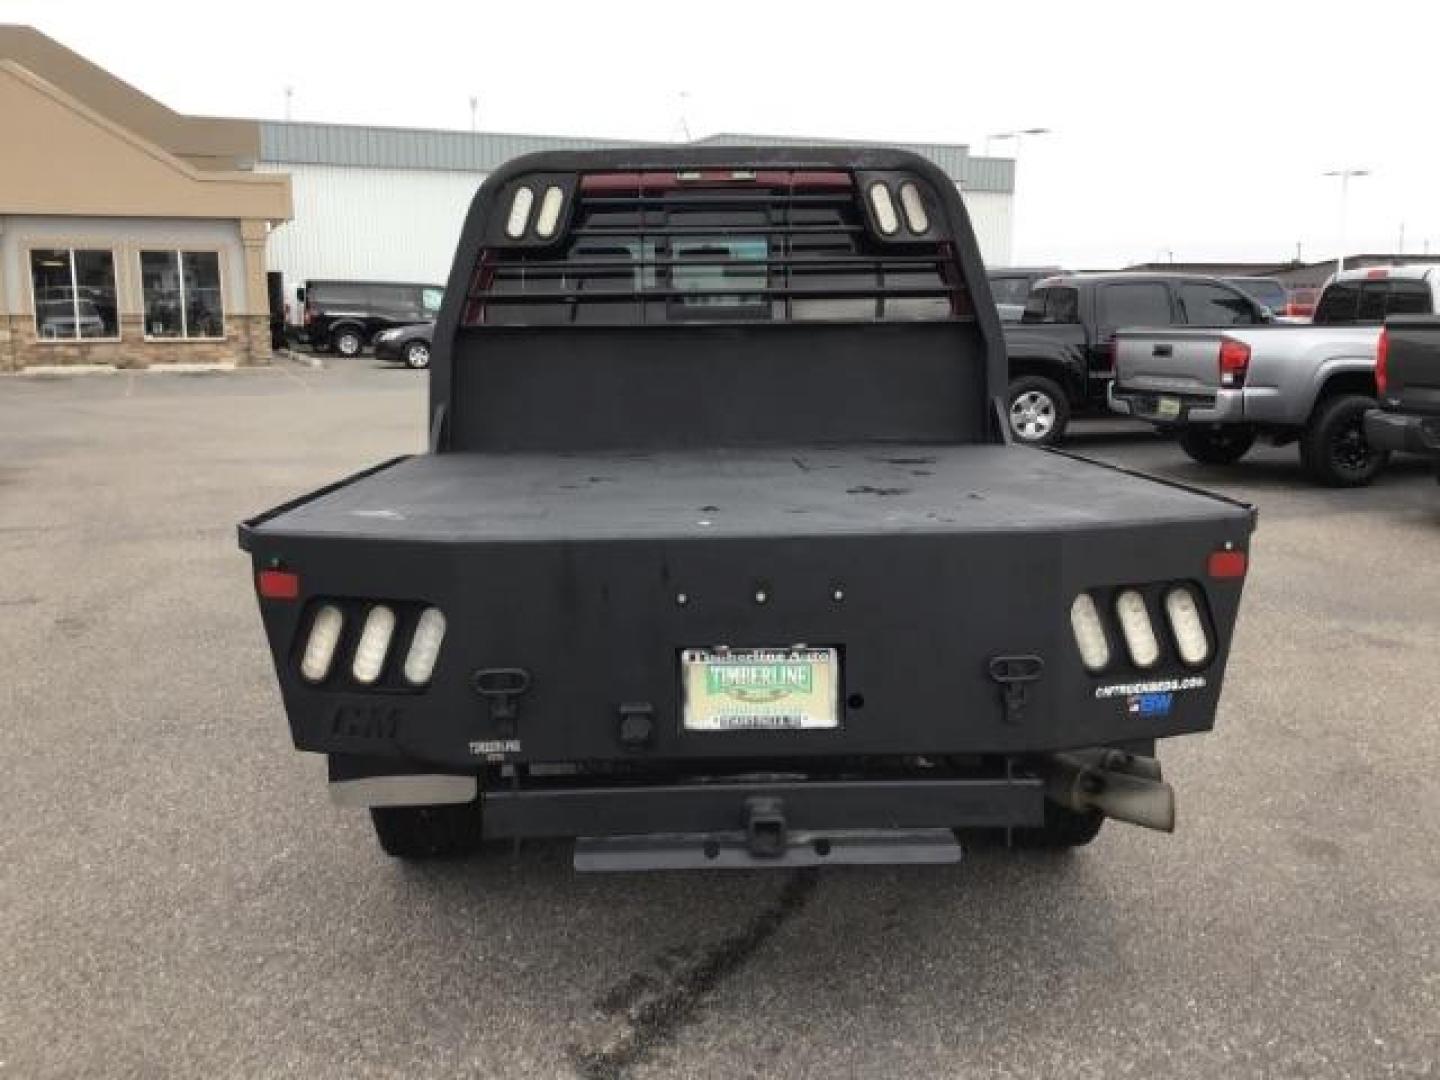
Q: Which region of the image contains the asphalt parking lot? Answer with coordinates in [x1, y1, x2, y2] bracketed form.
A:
[2, 359, 1437, 1079]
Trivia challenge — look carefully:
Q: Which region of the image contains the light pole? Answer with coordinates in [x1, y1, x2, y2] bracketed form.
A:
[985, 127, 1051, 157]
[1323, 168, 1370, 275]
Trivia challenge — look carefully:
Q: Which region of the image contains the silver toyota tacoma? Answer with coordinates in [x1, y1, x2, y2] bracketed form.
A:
[1109, 265, 1440, 486]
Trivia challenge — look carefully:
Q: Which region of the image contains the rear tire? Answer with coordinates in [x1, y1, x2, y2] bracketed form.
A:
[1178, 425, 1256, 465]
[1300, 394, 1388, 487]
[370, 800, 486, 860]
[404, 340, 431, 370]
[332, 327, 364, 358]
[1014, 803, 1105, 849]
[1006, 375, 1071, 446]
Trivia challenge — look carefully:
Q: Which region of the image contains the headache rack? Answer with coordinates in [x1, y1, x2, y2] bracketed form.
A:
[461, 170, 973, 326]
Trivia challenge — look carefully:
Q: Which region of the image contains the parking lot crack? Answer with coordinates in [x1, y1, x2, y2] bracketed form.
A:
[570, 869, 818, 1080]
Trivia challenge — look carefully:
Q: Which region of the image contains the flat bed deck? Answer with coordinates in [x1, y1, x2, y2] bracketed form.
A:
[250, 444, 1249, 544]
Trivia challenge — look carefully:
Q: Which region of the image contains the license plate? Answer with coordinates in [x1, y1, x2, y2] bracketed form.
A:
[681, 647, 839, 731]
[1155, 395, 1182, 419]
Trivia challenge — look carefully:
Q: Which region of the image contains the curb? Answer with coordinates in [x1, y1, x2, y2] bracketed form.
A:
[12, 364, 121, 376]
[5, 353, 326, 376]
[9, 362, 241, 376]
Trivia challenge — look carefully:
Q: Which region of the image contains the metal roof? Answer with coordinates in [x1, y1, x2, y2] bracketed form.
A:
[257, 122, 1013, 193]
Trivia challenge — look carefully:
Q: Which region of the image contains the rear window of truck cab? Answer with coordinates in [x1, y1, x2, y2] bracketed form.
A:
[463, 170, 970, 326]
[1313, 278, 1432, 324]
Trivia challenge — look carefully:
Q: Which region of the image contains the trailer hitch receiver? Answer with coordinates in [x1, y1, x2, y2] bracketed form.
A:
[745, 797, 787, 857]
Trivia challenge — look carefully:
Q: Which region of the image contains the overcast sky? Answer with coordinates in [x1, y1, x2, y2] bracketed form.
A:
[5, 0, 1437, 268]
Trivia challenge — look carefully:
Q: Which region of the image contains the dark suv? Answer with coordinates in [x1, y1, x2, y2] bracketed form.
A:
[301, 281, 445, 357]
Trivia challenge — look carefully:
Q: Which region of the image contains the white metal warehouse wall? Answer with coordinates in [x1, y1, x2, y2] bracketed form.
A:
[262, 163, 1015, 292]
[258, 162, 482, 289]
[258, 127, 1017, 294]
[964, 191, 1013, 266]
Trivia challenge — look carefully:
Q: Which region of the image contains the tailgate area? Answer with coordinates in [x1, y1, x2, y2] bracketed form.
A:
[1115, 330, 1222, 397]
[243, 445, 1252, 769]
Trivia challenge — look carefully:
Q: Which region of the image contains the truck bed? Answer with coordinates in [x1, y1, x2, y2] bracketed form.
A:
[248, 443, 1245, 545]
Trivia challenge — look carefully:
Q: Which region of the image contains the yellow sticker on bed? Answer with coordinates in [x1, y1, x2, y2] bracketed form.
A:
[681, 647, 840, 731]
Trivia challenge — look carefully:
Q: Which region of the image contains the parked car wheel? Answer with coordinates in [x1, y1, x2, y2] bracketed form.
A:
[1178, 425, 1256, 466]
[370, 801, 486, 860]
[1300, 394, 1389, 487]
[404, 341, 431, 370]
[1006, 375, 1070, 446]
[332, 328, 364, 358]
[1013, 802, 1105, 849]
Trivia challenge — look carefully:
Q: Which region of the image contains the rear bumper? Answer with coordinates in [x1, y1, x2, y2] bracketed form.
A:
[478, 776, 1044, 838]
[1364, 408, 1440, 457]
[1109, 384, 1244, 425]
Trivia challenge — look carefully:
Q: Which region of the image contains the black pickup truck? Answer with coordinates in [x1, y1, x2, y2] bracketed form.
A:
[240, 148, 1255, 871]
[1004, 272, 1270, 445]
[1365, 315, 1440, 480]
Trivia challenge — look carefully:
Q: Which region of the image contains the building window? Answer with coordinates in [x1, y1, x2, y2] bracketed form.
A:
[140, 251, 225, 339]
[30, 248, 119, 340]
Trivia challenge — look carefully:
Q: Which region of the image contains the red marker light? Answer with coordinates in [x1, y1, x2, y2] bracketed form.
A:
[1208, 550, 1248, 579]
[1375, 326, 1390, 397]
[257, 569, 300, 600]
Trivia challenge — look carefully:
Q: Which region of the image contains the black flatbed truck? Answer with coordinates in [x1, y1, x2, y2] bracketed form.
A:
[240, 147, 1255, 870]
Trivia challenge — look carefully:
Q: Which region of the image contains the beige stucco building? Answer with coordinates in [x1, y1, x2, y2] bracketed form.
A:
[0, 26, 291, 371]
